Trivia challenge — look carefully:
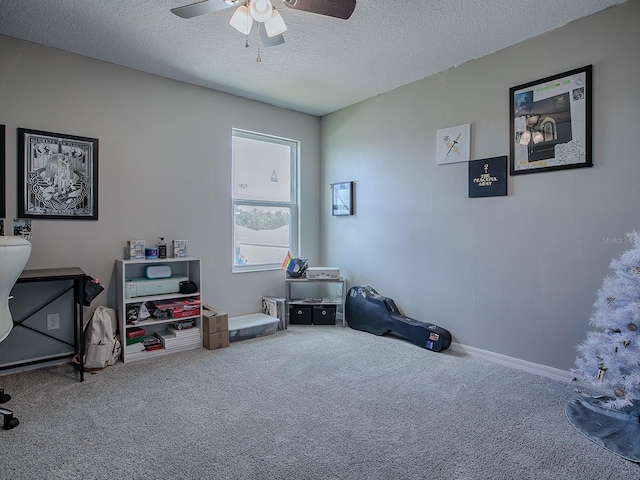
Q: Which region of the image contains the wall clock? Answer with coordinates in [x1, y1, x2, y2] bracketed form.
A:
[436, 123, 471, 165]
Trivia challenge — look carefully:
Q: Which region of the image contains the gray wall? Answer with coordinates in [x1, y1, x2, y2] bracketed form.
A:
[320, 1, 640, 370]
[2, 2, 639, 374]
[0, 34, 320, 319]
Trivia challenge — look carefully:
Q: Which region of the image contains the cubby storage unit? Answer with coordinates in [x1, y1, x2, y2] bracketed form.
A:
[115, 257, 202, 363]
[285, 277, 347, 327]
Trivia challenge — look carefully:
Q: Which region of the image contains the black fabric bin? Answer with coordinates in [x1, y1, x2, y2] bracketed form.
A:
[312, 305, 336, 325]
[289, 305, 312, 325]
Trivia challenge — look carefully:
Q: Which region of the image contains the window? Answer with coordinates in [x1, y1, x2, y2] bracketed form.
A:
[232, 129, 298, 272]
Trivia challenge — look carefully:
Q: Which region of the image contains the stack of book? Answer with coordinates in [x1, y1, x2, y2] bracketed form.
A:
[125, 327, 146, 354]
[125, 341, 145, 355]
[143, 335, 163, 351]
[154, 326, 200, 350]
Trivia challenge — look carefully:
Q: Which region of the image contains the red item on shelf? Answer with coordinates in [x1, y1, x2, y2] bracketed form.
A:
[171, 307, 201, 318]
[126, 327, 145, 339]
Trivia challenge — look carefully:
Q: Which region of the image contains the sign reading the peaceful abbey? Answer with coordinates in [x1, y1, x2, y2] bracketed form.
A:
[469, 156, 507, 198]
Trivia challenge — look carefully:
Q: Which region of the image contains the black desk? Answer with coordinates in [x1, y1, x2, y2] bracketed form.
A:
[12, 267, 86, 381]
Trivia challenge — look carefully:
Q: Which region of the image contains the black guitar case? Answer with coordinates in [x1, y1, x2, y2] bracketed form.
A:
[345, 285, 451, 352]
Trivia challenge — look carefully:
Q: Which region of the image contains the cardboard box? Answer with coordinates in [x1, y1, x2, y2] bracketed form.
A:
[203, 331, 229, 350]
[202, 307, 229, 333]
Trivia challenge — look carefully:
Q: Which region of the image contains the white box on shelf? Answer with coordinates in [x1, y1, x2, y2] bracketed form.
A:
[127, 240, 145, 260]
[124, 275, 188, 298]
[173, 240, 188, 258]
[306, 267, 340, 279]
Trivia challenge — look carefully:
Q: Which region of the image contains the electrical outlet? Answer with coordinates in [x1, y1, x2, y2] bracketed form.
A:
[47, 313, 60, 330]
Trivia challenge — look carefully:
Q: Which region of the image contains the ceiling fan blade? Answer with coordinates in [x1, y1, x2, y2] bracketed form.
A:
[171, 0, 238, 19]
[260, 23, 285, 47]
[282, 0, 356, 20]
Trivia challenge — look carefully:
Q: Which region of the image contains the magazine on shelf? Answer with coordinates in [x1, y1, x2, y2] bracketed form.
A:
[262, 296, 286, 330]
[167, 326, 200, 337]
[125, 342, 145, 355]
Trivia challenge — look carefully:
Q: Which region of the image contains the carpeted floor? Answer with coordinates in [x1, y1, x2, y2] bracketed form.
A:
[1, 326, 638, 479]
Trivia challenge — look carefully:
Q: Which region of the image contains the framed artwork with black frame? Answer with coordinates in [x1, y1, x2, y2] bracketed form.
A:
[332, 181, 354, 216]
[1, 125, 5, 219]
[17, 128, 98, 220]
[510, 65, 592, 175]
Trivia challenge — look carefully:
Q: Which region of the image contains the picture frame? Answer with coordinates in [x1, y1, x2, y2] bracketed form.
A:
[1, 125, 5, 219]
[332, 181, 354, 216]
[510, 65, 592, 175]
[469, 156, 507, 198]
[13, 219, 32, 240]
[436, 123, 471, 165]
[17, 128, 99, 220]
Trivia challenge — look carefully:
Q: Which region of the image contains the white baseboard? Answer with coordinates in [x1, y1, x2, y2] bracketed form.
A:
[449, 342, 577, 384]
[0, 357, 70, 377]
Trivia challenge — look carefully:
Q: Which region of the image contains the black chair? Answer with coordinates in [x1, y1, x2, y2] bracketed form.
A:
[0, 236, 32, 430]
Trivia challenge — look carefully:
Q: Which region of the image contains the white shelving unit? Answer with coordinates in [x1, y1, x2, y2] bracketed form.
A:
[115, 257, 202, 363]
[285, 277, 347, 327]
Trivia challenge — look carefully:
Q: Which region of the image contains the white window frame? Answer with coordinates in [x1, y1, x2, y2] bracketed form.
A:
[232, 129, 299, 273]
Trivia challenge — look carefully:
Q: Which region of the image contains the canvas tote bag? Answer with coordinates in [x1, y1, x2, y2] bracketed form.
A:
[83, 306, 121, 370]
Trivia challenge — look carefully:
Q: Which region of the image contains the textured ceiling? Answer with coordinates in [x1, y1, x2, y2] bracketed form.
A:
[0, 0, 628, 116]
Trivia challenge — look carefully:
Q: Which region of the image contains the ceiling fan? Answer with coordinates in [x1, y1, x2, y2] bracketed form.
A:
[171, 0, 357, 48]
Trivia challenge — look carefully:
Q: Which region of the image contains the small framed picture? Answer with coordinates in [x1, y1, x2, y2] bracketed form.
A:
[469, 156, 507, 198]
[436, 123, 471, 165]
[332, 181, 354, 216]
[13, 219, 32, 240]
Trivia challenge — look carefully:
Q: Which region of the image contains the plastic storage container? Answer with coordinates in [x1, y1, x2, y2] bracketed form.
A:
[228, 313, 279, 343]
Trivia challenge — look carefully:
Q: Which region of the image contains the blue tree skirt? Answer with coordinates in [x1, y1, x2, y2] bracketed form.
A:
[565, 396, 640, 463]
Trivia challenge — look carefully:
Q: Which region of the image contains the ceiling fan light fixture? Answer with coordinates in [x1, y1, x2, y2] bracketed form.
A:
[264, 9, 287, 37]
[249, 0, 273, 22]
[230, 4, 253, 35]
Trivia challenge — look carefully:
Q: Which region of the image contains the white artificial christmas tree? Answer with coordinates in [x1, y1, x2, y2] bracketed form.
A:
[573, 231, 640, 409]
